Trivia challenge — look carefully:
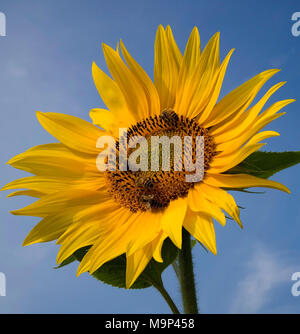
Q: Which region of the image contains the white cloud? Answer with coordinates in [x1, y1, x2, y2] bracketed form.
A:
[230, 244, 295, 313]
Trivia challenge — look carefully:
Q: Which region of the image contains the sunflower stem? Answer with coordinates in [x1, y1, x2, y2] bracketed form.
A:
[152, 278, 180, 314]
[178, 230, 199, 314]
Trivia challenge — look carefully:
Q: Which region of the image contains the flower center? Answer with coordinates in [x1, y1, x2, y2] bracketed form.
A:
[105, 110, 215, 212]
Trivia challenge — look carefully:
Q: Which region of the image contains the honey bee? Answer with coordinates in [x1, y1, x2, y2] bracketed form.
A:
[149, 199, 165, 209]
[159, 109, 179, 124]
[140, 194, 154, 202]
[139, 194, 154, 210]
[135, 176, 154, 188]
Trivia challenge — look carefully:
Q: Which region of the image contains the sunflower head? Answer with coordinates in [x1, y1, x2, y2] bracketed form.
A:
[3, 25, 293, 288]
[105, 108, 216, 212]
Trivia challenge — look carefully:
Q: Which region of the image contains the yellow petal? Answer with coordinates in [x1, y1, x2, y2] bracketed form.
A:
[127, 211, 162, 256]
[120, 40, 160, 117]
[165, 25, 183, 70]
[204, 69, 280, 127]
[23, 213, 75, 246]
[209, 144, 265, 174]
[6, 143, 94, 177]
[204, 173, 290, 193]
[2, 176, 74, 194]
[176, 32, 221, 118]
[175, 27, 201, 114]
[181, 32, 220, 120]
[195, 48, 234, 122]
[213, 99, 293, 145]
[91, 61, 133, 122]
[36, 112, 103, 155]
[154, 25, 179, 110]
[77, 211, 145, 275]
[102, 43, 148, 120]
[57, 206, 132, 264]
[89, 108, 129, 137]
[246, 131, 280, 146]
[70, 199, 120, 226]
[126, 244, 153, 289]
[11, 190, 110, 217]
[161, 197, 187, 249]
[7, 190, 44, 198]
[183, 210, 217, 255]
[210, 81, 286, 137]
[57, 222, 105, 264]
[258, 99, 295, 120]
[152, 232, 168, 263]
[197, 183, 242, 227]
[188, 187, 226, 226]
[217, 131, 280, 155]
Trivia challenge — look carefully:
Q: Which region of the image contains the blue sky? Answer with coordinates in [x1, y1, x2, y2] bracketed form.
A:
[0, 0, 300, 313]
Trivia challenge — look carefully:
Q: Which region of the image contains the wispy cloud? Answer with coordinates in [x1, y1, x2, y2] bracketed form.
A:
[230, 244, 295, 313]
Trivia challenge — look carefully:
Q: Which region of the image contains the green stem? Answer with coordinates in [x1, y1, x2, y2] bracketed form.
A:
[178, 230, 199, 314]
[152, 278, 180, 314]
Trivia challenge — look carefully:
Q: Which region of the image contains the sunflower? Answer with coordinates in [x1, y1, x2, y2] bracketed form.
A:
[3, 25, 293, 289]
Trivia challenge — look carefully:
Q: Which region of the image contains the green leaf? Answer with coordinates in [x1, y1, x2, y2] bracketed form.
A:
[227, 151, 300, 179]
[70, 238, 178, 289]
[54, 254, 76, 269]
[191, 239, 197, 248]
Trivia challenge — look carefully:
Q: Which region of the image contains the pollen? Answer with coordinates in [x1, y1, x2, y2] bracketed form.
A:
[105, 110, 216, 212]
